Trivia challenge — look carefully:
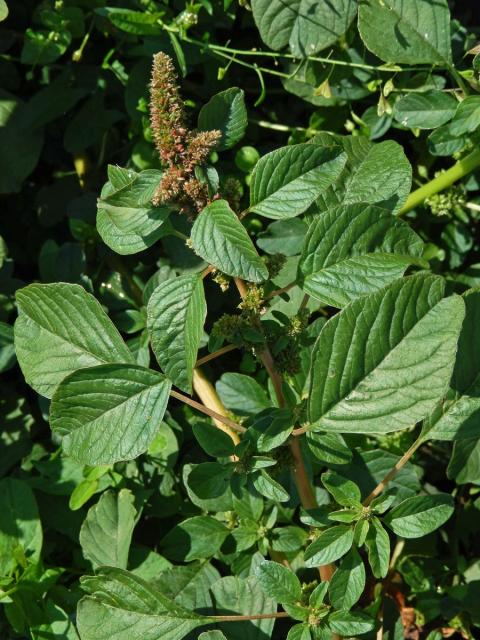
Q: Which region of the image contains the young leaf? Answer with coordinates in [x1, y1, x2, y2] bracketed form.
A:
[198, 87, 247, 150]
[15, 283, 134, 398]
[328, 610, 375, 636]
[313, 136, 412, 216]
[256, 560, 302, 604]
[304, 525, 354, 567]
[147, 274, 206, 393]
[321, 471, 361, 507]
[80, 489, 136, 569]
[393, 90, 457, 130]
[249, 143, 346, 219]
[365, 517, 390, 579]
[251, 0, 357, 58]
[308, 275, 465, 434]
[50, 364, 172, 465]
[192, 421, 235, 458]
[329, 548, 365, 611]
[0, 478, 43, 575]
[426, 290, 480, 441]
[252, 470, 290, 502]
[299, 202, 425, 307]
[287, 624, 311, 640]
[190, 199, 268, 282]
[358, 0, 452, 65]
[97, 167, 171, 255]
[384, 494, 454, 538]
[216, 372, 271, 416]
[77, 567, 213, 640]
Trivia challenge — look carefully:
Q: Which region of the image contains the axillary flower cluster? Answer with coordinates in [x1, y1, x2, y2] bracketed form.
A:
[149, 52, 221, 215]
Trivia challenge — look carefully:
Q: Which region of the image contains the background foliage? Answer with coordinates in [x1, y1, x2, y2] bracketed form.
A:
[1, 1, 480, 639]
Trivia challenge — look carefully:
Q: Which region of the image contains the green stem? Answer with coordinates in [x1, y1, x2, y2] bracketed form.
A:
[399, 149, 480, 215]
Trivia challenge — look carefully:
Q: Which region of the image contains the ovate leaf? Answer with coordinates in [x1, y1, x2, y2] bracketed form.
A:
[393, 90, 457, 130]
[298, 203, 425, 307]
[427, 289, 480, 440]
[308, 275, 465, 434]
[15, 283, 134, 398]
[80, 489, 137, 569]
[50, 364, 171, 465]
[0, 478, 43, 575]
[198, 88, 247, 150]
[256, 560, 302, 604]
[358, 0, 452, 65]
[304, 525, 354, 567]
[97, 167, 170, 255]
[329, 548, 365, 611]
[191, 200, 268, 282]
[249, 143, 346, 219]
[216, 372, 271, 416]
[447, 438, 480, 484]
[365, 517, 390, 579]
[251, 0, 356, 57]
[147, 274, 206, 393]
[448, 96, 480, 136]
[328, 611, 375, 636]
[384, 494, 454, 538]
[161, 516, 229, 562]
[77, 567, 213, 640]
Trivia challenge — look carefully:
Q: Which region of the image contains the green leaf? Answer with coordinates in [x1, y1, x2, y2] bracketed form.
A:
[251, 0, 357, 57]
[308, 275, 465, 434]
[198, 88, 247, 151]
[322, 471, 361, 507]
[306, 432, 352, 465]
[0, 0, 8, 22]
[426, 290, 480, 440]
[313, 136, 412, 215]
[95, 8, 163, 35]
[428, 124, 466, 156]
[192, 421, 235, 458]
[257, 218, 308, 256]
[329, 548, 365, 611]
[328, 610, 375, 636]
[393, 90, 457, 130]
[80, 489, 137, 569]
[252, 470, 290, 502]
[188, 462, 233, 499]
[147, 274, 206, 393]
[216, 373, 271, 416]
[50, 364, 171, 465]
[15, 283, 134, 399]
[365, 517, 390, 578]
[191, 199, 268, 282]
[31, 602, 80, 640]
[304, 525, 354, 567]
[161, 516, 229, 561]
[384, 494, 454, 538]
[199, 633, 227, 640]
[299, 203, 425, 307]
[447, 438, 480, 484]
[249, 143, 346, 219]
[97, 167, 171, 256]
[77, 567, 212, 640]
[256, 560, 302, 603]
[0, 478, 43, 575]
[358, 0, 452, 65]
[448, 96, 480, 136]
[21, 28, 71, 64]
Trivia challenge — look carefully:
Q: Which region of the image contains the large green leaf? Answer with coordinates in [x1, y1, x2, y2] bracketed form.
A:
[97, 166, 171, 255]
[80, 489, 137, 569]
[298, 203, 425, 307]
[198, 88, 247, 151]
[15, 283, 134, 398]
[249, 143, 346, 219]
[313, 135, 412, 215]
[191, 199, 268, 282]
[426, 289, 480, 440]
[256, 560, 302, 604]
[329, 548, 365, 611]
[251, 0, 357, 57]
[77, 567, 213, 640]
[147, 274, 206, 393]
[49, 364, 171, 465]
[308, 275, 465, 434]
[384, 494, 454, 538]
[358, 0, 452, 65]
[393, 90, 457, 130]
[0, 478, 43, 575]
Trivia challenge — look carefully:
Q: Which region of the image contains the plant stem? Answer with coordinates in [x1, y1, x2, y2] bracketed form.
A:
[213, 612, 290, 622]
[363, 436, 424, 506]
[195, 344, 238, 367]
[399, 148, 480, 215]
[264, 281, 296, 301]
[170, 386, 245, 439]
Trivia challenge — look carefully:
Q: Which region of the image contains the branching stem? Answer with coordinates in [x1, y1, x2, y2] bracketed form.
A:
[170, 387, 246, 436]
